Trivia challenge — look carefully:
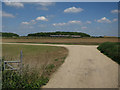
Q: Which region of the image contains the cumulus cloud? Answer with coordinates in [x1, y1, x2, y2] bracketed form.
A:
[53, 20, 82, 26]
[96, 17, 111, 23]
[36, 16, 48, 21]
[86, 21, 92, 24]
[21, 20, 36, 25]
[21, 21, 34, 29]
[64, 7, 83, 13]
[2, 11, 15, 18]
[81, 26, 87, 29]
[38, 2, 55, 6]
[4, 2, 24, 8]
[36, 2, 55, 11]
[113, 18, 118, 22]
[111, 9, 120, 14]
[21, 16, 47, 25]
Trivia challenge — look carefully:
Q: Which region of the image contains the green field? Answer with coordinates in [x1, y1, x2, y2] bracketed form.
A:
[97, 42, 120, 64]
[2, 44, 68, 68]
[2, 44, 68, 88]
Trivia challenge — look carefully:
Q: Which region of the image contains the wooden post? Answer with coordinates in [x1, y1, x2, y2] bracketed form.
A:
[20, 50, 23, 74]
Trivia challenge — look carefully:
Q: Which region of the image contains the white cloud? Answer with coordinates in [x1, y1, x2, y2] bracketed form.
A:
[113, 18, 118, 22]
[21, 21, 34, 29]
[96, 17, 111, 23]
[111, 9, 120, 14]
[81, 26, 87, 29]
[21, 20, 36, 25]
[86, 21, 92, 24]
[37, 2, 55, 6]
[68, 20, 82, 24]
[21, 16, 47, 26]
[4, 2, 24, 8]
[53, 23, 66, 26]
[21, 22, 29, 25]
[64, 7, 83, 13]
[2, 11, 15, 18]
[36, 2, 55, 11]
[53, 20, 82, 26]
[36, 16, 48, 21]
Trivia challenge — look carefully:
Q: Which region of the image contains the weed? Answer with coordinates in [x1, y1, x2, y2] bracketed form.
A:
[45, 64, 55, 70]
[61, 60, 65, 63]
[2, 65, 49, 88]
[54, 59, 58, 61]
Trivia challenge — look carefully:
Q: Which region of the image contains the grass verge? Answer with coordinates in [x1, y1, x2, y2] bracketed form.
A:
[2, 65, 49, 88]
[97, 42, 120, 64]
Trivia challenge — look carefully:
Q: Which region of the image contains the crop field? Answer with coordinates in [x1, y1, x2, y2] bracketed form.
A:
[2, 37, 119, 45]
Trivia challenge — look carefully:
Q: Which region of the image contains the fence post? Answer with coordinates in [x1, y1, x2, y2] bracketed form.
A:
[20, 50, 23, 74]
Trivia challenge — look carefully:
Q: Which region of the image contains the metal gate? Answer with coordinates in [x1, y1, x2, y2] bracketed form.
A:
[3, 50, 23, 71]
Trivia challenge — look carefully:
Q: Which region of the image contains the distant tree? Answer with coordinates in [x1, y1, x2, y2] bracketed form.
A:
[0, 32, 19, 37]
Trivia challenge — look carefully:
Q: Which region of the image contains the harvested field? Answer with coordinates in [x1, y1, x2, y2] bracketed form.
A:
[2, 37, 119, 45]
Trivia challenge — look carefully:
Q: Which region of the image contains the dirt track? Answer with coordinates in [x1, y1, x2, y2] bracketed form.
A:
[3, 43, 118, 88]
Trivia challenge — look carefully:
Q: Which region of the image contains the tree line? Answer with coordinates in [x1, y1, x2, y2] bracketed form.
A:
[1, 32, 91, 37]
[28, 32, 90, 37]
[0, 32, 19, 37]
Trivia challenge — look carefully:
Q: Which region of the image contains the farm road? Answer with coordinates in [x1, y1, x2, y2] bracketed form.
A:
[3, 43, 118, 88]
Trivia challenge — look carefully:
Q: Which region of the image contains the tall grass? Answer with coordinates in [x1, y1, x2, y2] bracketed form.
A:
[97, 42, 120, 64]
[2, 56, 67, 88]
[2, 65, 49, 88]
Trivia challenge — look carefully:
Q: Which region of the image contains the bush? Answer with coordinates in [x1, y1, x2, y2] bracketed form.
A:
[97, 42, 120, 64]
[2, 66, 49, 88]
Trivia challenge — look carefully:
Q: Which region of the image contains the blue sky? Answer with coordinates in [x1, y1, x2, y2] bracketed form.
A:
[2, 2, 118, 36]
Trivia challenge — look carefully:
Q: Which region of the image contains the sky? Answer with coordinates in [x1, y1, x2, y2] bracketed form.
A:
[1, 2, 119, 36]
